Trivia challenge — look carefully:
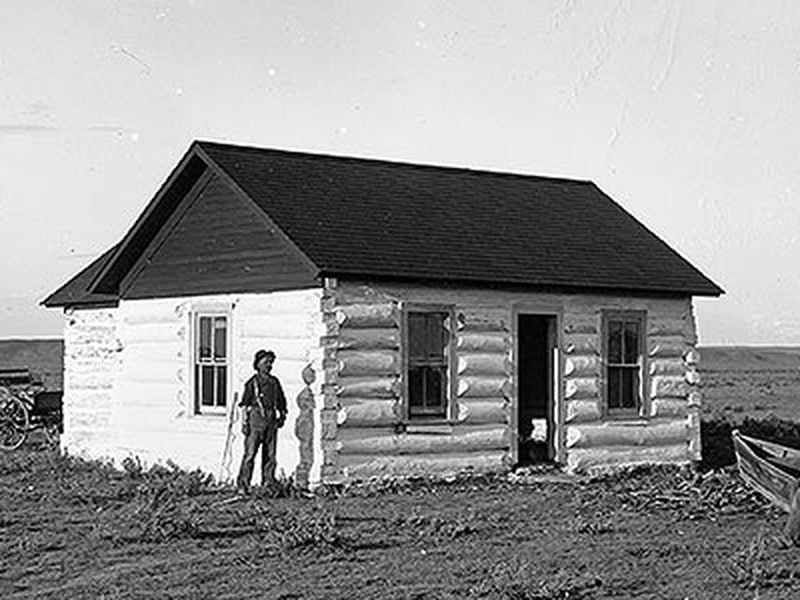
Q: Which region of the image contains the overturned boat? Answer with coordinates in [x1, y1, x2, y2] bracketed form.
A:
[732, 429, 800, 513]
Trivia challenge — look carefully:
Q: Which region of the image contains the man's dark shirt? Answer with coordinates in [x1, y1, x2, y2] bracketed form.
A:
[240, 373, 287, 423]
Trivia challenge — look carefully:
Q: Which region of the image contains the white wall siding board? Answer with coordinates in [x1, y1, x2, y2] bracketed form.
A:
[324, 281, 700, 481]
[61, 307, 121, 458]
[566, 444, 690, 474]
[339, 451, 508, 481]
[60, 279, 702, 484]
[60, 289, 324, 484]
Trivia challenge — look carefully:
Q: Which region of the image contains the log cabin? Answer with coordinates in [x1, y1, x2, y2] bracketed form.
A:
[43, 141, 722, 487]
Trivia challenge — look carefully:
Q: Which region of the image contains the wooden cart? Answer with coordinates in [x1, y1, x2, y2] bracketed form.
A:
[0, 367, 63, 450]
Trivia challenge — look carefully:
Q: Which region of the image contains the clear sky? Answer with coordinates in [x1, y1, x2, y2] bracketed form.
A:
[1, 1, 798, 345]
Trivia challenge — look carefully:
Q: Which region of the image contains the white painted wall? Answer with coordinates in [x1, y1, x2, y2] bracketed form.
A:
[325, 281, 700, 479]
[61, 289, 324, 483]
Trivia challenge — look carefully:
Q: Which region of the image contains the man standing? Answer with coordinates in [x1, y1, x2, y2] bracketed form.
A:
[236, 349, 287, 495]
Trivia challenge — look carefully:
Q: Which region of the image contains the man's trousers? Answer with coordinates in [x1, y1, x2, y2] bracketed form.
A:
[236, 422, 278, 490]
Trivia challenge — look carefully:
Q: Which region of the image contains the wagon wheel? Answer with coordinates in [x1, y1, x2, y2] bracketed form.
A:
[0, 387, 29, 450]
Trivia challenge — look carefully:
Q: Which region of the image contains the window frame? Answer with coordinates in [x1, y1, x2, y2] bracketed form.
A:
[601, 310, 648, 419]
[401, 303, 455, 423]
[191, 310, 231, 416]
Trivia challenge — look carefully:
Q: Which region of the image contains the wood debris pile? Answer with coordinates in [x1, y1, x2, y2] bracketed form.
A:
[608, 467, 782, 521]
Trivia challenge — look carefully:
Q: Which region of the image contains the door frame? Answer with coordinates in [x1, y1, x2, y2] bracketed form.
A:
[511, 303, 564, 465]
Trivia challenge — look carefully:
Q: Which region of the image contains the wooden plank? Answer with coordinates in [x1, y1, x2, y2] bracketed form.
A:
[647, 317, 687, 337]
[240, 316, 317, 340]
[456, 376, 510, 399]
[335, 304, 398, 329]
[339, 450, 508, 480]
[455, 308, 510, 332]
[123, 174, 318, 299]
[566, 443, 688, 473]
[648, 338, 689, 359]
[322, 328, 400, 351]
[328, 285, 395, 307]
[563, 314, 598, 335]
[456, 353, 508, 377]
[335, 350, 399, 377]
[564, 355, 599, 378]
[562, 333, 600, 356]
[650, 375, 690, 399]
[565, 420, 687, 449]
[648, 358, 685, 377]
[335, 376, 400, 399]
[336, 397, 399, 427]
[455, 332, 508, 353]
[338, 425, 507, 455]
[455, 398, 507, 424]
[650, 398, 688, 418]
[565, 377, 600, 400]
[565, 399, 602, 423]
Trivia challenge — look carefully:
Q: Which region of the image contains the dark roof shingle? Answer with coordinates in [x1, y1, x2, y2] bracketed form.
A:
[44, 140, 723, 307]
[199, 141, 722, 296]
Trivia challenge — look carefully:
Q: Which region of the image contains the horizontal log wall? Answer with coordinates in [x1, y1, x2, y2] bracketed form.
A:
[326, 282, 701, 480]
[566, 444, 689, 473]
[322, 283, 512, 483]
[62, 290, 324, 484]
[62, 308, 121, 456]
[559, 296, 700, 471]
[339, 451, 508, 481]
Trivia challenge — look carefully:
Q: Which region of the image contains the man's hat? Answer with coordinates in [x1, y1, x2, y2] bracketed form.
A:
[253, 349, 276, 370]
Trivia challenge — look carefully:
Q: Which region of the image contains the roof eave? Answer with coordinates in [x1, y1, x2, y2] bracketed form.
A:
[320, 269, 724, 298]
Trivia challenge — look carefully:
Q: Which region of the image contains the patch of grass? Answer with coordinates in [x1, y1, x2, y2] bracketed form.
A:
[280, 504, 351, 552]
[396, 509, 482, 541]
[729, 528, 769, 589]
[469, 560, 603, 599]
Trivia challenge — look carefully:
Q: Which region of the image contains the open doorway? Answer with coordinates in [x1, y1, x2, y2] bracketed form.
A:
[517, 314, 557, 465]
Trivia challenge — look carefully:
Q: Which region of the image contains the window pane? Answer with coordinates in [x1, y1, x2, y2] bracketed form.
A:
[201, 365, 215, 406]
[213, 317, 227, 360]
[408, 312, 449, 417]
[216, 366, 227, 407]
[621, 368, 639, 409]
[426, 313, 447, 360]
[409, 367, 424, 407]
[198, 317, 212, 360]
[623, 321, 640, 365]
[408, 314, 427, 362]
[608, 320, 622, 363]
[425, 367, 446, 412]
[608, 367, 621, 409]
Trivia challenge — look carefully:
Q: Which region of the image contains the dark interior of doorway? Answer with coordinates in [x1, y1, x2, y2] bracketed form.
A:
[517, 314, 555, 465]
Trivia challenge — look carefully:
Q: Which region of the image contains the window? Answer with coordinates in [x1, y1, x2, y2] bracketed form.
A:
[604, 311, 645, 416]
[194, 313, 229, 413]
[406, 310, 450, 419]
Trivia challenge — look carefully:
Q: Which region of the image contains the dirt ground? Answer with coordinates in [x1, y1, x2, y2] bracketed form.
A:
[2, 347, 800, 599]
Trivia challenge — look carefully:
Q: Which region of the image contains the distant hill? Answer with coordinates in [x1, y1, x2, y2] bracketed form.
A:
[0, 339, 63, 391]
[699, 346, 800, 372]
[0, 340, 794, 395]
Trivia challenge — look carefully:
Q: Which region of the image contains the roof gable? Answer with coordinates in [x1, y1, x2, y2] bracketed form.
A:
[121, 171, 318, 299]
[44, 140, 722, 308]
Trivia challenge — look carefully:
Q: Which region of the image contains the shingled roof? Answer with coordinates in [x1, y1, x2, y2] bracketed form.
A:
[43, 140, 723, 307]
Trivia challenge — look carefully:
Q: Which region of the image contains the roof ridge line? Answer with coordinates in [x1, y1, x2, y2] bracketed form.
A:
[195, 139, 595, 186]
